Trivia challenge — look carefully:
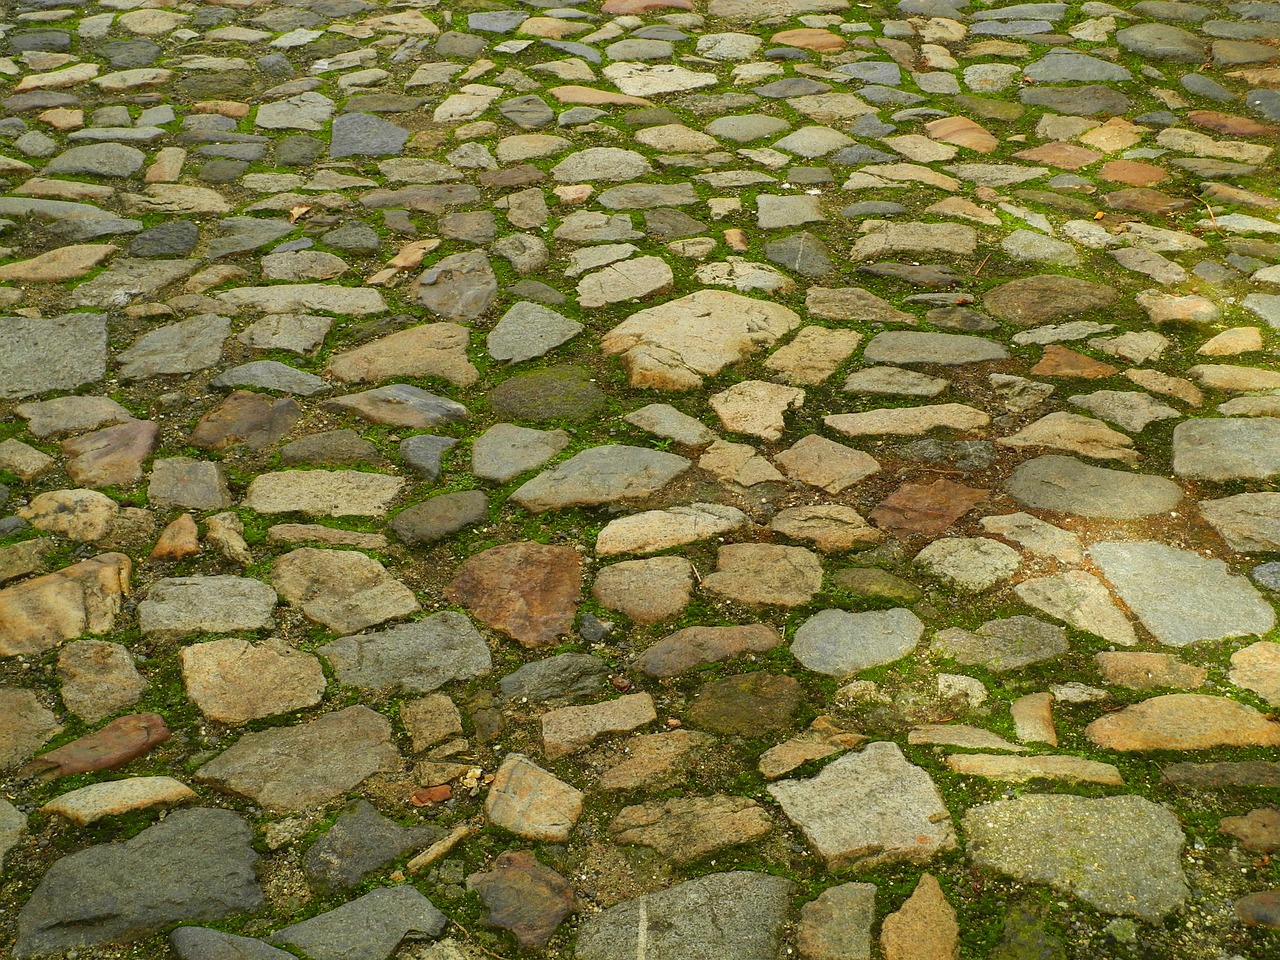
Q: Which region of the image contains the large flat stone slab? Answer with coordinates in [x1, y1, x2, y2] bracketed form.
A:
[243, 470, 404, 517]
[1173, 418, 1280, 481]
[195, 706, 399, 812]
[964, 795, 1188, 920]
[601, 289, 802, 389]
[14, 809, 261, 957]
[768, 741, 956, 869]
[1089, 541, 1275, 646]
[0, 314, 107, 399]
[1006, 456, 1182, 518]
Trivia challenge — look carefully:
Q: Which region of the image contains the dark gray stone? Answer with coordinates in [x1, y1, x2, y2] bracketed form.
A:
[322, 222, 381, 252]
[171, 928, 294, 960]
[399, 434, 458, 479]
[14, 809, 262, 958]
[281, 429, 381, 466]
[273, 887, 447, 960]
[303, 801, 441, 892]
[764, 231, 834, 277]
[391, 490, 488, 545]
[500, 653, 611, 701]
[330, 113, 410, 158]
[276, 135, 325, 165]
[129, 221, 200, 258]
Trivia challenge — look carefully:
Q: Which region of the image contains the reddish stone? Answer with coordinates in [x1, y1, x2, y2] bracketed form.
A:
[772, 28, 846, 52]
[1220, 808, 1280, 852]
[869, 479, 989, 538]
[1103, 188, 1191, 215]
[467, 850, 576, 948]
[1031, 345, 1119, 379]
[1188, 110, 1276, 138]
[1236, 890, 1280, 928]
[1099, 159, 1168, 187]
[411, 785, 453, 805]
[25, 713, 171, 779]
[190, 390, 301, 451]
[1013, 142, 1101, 170]
[446, 542, 581, 648]
[62, 420, 160, 488]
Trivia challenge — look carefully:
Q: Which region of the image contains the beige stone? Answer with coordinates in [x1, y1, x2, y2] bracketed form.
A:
[542, 694, 657, 759]
[764, 326, 862, 385]
[880, 874, 958, 960]
[181, 638, 326, 725]
[773, 434, 879, 493]
[1086, 694, 1280, 751]
[41, 777, 195, 825]
[484, 753, 583, 841]
[325, 323, 477, 387]
[946, 754, 1124, 785]
[0, 553, 131, 657]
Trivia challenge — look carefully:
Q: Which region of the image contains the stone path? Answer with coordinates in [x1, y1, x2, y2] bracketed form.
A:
[1, 0, 1280, 957]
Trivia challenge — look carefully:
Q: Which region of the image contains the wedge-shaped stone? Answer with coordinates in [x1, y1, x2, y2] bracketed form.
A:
[1015, 571, 1137, 646]
[0, 553, 130, 657]
[41, 777, 195, 826]
[485, 753, 582, 842]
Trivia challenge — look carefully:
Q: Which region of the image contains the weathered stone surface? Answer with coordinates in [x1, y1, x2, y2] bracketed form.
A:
[933, 617, 1069, 672]
[170, 928, 294, 960]
[467, 851, 575, 949]
[689, 672, 804, 736]
[1086, 694, 1280, 750]
[1173, 418, 1280, 481]
[964, 795, 1188, 920]
[181, 638, 325, 725]
[702, 544, 823, 607]
[1006, 456, 1183, 518]
[447, 542, 580, 648]
[326, 323, 477, 387]
[41, 777, 196, 826]
[485, 753, 582, 842]
[1016, 571, 1137, 646]
[575, 872, 794, 960]
[916, 537, 1022, 592]
[769, 742, 957, 869]
[0, 689, 60, 771]
[272, 548, 417, 636]
[599, 729, 715, 792]
[499, 654, 611, 703]
[0, 553, 131, 656]
[243, 470, 404, 518]
[303, 801, 441, 892]
[13, 809, 262, 958]
[602, 289, 802, 389]
[196, 706, 399, 812]
[596, 503, 748, 556]
[17, 489, 120, 541]
[1202, 494, 1280, 552]
[881, 874, 958, 960]
[592, 556, 693, 624]
[321, 613, 491, 694]
[610, 795, 772, 864]
[0, 313, 107, 399]
[271, 887, 446, 960]
[58, 639, 146, 722]
[1089, 541, 1274, 646]
[24, 713, 170, 779]
[138, 575, 276, 638]
[634, 624, 780, 677]
[512, 445, 689, 513]
[792, 609, 924, 676]
[543, 694, 657, 759]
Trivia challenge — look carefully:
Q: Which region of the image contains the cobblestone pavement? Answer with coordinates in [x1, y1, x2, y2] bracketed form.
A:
[2, 0, 1280, 958]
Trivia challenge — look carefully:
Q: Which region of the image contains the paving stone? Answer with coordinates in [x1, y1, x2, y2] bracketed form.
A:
[58, 640, 146, 723]
[272, 547, 418, 635]
[769, 741, 956, 869]
[1088, 694, 1280, 750]
[272, 887, 446, 960]
[1089, 541, 1274, 646]
[500, 654, 611, 703]
[511, 445, 689, 512]
[138, 575, 276, 639]
[964, 795, 1187, 920]
[1016, 571, 1138, 646]
[304, 800, 441, 892]
[485, 753, 582, 841]
[447, 542, 581, 648]
[1006, 456, 1183, 518]
[13, 809, 262, 957]
[321, 613, 491, 695]
[702, 543, 823, 607]
[593, 556, 693, 624]
[181, 638, 325, 725]
[467, 850, 575, 949]
[244, 470, 404, 518]
[792, 609, 924, 676]
[196, 706, 399, 812]
[933, 617, 1069, 672]
[41, 777, 195, 826]
[0, 313, 107, 399]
